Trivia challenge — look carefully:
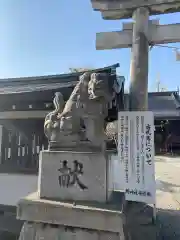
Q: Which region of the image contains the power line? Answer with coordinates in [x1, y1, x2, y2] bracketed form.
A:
[150, 43, 180, 61]
[150, 44, 180, 50]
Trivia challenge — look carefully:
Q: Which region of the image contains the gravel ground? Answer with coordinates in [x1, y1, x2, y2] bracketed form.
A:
[155, 156, 180, 239]
[157, 209, 180, 239]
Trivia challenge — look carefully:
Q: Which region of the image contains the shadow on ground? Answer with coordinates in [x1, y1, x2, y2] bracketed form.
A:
[0, 231, 19, 240]
[122, 200, 180, 239]
[157, 208, 180, 239]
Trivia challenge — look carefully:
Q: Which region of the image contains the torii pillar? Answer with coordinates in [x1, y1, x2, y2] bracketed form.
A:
[92, 0, 180, 111]
[129, 7, 149, 111]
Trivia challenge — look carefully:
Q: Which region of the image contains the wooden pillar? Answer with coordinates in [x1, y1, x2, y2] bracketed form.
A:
[129, 7, 149, 111]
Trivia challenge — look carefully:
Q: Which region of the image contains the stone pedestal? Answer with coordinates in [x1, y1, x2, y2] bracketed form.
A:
[38, 150, 112, 202]
[17, 193, 125, 240]
[16, 150, 125, 239]
[19, 222, 121, 240]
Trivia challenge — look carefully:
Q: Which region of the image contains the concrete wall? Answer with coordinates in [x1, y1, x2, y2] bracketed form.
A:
[0, 174, 37, 206]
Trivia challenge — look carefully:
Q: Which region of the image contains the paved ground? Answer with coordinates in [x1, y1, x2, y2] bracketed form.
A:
[0, 155, 179, 239]
[155, 155, 180, 239]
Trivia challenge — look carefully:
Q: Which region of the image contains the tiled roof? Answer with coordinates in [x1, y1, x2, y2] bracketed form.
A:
[0, 63, 119, 87]
[148, 91, 180, 111]
[0, 81, 77, 95]
[106, 91, 180, 139]
[124, 91, 180, 111]
[0, 63, 119, 95]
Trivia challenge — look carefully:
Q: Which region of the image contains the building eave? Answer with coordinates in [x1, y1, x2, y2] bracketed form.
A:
[0, 63, 120, 85]
[0, 63, 121, 96]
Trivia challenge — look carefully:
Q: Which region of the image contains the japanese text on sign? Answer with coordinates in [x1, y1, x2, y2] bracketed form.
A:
[124, 116, 129, 183]
[145, 124, 152, 166]
[119, 116, 124, 163]
[136, 116, 140, 184]
[140, 116, 145, 184]
[118, 111, 155, 204]
[126, 188, 152, 197]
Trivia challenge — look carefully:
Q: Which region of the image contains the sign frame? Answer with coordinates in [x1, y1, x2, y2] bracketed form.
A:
[118, 111, 156, 205]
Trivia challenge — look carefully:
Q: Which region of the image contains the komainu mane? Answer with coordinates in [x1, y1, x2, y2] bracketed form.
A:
[44, 72, 114, 150]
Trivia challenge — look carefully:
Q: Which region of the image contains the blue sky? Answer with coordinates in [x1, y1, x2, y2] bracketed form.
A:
[0, 0, 180, 91]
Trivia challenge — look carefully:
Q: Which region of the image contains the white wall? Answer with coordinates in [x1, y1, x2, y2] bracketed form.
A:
[0, 174, 37, 206]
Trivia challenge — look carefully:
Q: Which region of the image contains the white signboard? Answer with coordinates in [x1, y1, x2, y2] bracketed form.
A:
[118, 111, 155, 204]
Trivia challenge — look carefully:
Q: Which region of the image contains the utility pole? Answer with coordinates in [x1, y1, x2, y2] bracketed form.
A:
[156, 73, 161, 92]
[176, 49, 180, 61]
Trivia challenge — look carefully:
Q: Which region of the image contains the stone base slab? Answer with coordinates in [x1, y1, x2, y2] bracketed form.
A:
[38, 150, 112, 202]
[19, 222, 123, 240]
[17, 192, 124, 235]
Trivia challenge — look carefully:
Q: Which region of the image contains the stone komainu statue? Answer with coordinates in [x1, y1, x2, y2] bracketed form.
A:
[44, 72, 114, 150]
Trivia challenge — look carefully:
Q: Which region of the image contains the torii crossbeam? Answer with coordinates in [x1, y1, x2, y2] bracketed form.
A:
[96, 22, 180, 50]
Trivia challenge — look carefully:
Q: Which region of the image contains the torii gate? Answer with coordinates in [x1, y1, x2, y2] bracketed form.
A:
[90, 0, 180, 111]
[90, 0, 180, 225]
